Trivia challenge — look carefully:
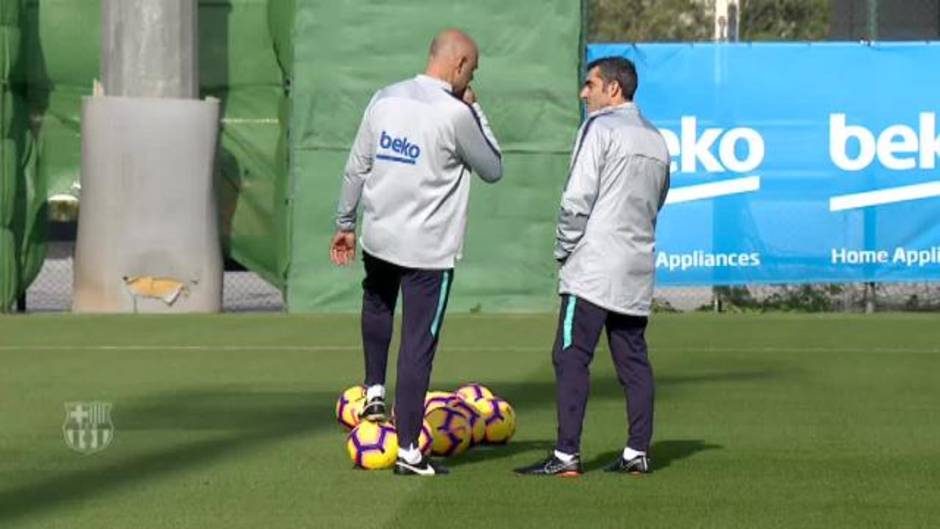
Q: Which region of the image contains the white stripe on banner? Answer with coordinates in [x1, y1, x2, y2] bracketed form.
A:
[829, 181, 940, 211]
[664, 176, 761, 205]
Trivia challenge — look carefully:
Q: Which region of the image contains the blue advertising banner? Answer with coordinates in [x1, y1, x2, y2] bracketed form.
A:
[587, 43, 940, 285]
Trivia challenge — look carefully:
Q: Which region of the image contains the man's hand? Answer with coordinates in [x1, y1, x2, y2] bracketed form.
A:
[462, 85, 477, 105]
[330, 230, 357, 266]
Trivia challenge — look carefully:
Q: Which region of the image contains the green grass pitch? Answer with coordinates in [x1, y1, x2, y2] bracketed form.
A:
[1, 313, 938, 528]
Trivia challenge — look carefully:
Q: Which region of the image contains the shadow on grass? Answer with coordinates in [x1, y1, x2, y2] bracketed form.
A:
[445, 439, 555, 468]
[584, 439, 722, 472]
[0, 389, 334, 525]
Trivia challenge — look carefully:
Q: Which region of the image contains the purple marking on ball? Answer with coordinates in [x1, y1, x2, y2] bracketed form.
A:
[350, 432, 366, 466]
[466, 384, 485, 400]
[377, 425, 390, 453]
[452, 400, 480, 422]
[426, 395, 457, 410]
[445, 432, 460, 456]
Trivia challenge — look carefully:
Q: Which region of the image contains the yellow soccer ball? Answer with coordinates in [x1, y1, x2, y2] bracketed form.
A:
[455, 383, 495, 404]
[418, 419, 434, 455]
[346, 421, 398, 470]
[424, 390, 459, 414]
[392, 419, 433, 455]
[476, 397, 516, 444]
[425, 403, 471, 457]
[450, 398, 486, 446]
[336, 385, 366, 430]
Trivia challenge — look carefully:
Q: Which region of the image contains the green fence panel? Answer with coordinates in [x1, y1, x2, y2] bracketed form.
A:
[1, 0, 42, 312]
[25, 0, 98, 200]
[1, 1, 21, 310]
[202, 0, 292, 290]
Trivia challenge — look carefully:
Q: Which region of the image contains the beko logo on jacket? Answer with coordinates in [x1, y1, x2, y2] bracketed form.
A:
[377, 131, 421, 165]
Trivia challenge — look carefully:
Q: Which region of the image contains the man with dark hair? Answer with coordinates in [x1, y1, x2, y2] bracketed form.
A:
[515, 56, 670, 477]
[331, 28, 502, 476]
[589, 56, 638, 100]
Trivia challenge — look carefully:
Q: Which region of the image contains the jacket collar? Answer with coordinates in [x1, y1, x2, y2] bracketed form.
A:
[415, 74, 454, 93]
[588, 101, 637, 118]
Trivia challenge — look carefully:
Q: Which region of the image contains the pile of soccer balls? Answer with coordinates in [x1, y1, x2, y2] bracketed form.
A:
[336, 383, 516, 470]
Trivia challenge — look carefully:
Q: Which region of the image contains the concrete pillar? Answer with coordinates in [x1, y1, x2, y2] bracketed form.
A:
[74, 0, 222, 313]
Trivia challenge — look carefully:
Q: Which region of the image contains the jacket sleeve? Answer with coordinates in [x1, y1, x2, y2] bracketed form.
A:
[454, 102, 503, 183]
[658, 164, 671, 211]
[335, 96, 377, 231]
[555, 122, 605, 261]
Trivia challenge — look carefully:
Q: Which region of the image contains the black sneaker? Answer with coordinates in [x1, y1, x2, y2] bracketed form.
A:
[358, 396, 386, 422]
[604, 454, 651, 475]
[393, 456, 450, 476]
[514, 453, 583, 477]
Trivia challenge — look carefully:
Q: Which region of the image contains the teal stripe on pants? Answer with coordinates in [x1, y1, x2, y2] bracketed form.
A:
[563, 295, 576, 349]
[430, 271, 451, 338]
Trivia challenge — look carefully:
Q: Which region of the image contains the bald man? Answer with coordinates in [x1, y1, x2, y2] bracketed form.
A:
[331, 29, 503, 476]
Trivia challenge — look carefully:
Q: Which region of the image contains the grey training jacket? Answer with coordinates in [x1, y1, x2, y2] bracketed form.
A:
[555, 102, 670, 316]
[335, 74, 503, 269]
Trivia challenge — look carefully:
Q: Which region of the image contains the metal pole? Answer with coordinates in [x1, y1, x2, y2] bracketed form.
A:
[865, 282, 876, 313]
[862, 2, 879, 314]
[710, 1, 739, 312]
[714, 0, 729, 41]
[101, 0, 198, 98]
[728, 1, 740, 42]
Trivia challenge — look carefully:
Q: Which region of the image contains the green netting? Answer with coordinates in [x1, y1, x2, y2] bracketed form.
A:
[201, 0, 292, 290]
[25, 0, 98, 200]
[287, 0, 584, 312]
[1, 0, 43, 312]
